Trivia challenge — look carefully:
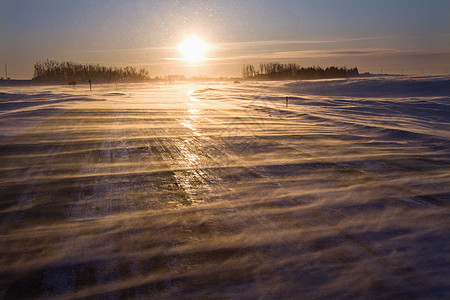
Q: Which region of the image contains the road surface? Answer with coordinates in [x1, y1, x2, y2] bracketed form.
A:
[1, 81, 449, 299]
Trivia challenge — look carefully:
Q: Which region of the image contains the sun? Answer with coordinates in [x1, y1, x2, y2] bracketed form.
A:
[179, 36, 208, 62]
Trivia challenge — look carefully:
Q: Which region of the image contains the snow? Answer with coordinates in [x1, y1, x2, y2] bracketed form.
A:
[0, 76, 449, 299]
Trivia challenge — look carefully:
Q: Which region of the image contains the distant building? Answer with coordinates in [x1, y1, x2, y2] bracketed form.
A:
[168, 75, 185, 84]
[168, 75, 185, 80]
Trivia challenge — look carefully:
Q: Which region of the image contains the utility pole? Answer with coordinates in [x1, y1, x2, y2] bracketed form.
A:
[4, 60, 8, 79]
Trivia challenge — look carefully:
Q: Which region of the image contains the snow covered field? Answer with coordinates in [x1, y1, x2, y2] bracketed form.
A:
[1, 76, 449, 299]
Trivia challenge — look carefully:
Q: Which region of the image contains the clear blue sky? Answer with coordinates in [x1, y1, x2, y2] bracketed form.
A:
[1, 0, 449, 78]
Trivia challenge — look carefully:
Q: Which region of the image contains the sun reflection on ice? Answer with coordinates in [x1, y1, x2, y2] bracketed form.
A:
[188, 108, 199, 115]
[172, 99, 206, 207]
[181, 121, 200, 136]
[181, 108, 200, 136]
[187, 89, 200, 102]
[172, 137, 204, 207]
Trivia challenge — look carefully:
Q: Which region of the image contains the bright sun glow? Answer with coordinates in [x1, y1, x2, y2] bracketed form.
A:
[179, 36, 208, 62]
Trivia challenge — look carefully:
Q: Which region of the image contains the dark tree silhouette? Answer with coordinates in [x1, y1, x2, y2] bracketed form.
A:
[242, 62, 359, 79]
[33, 60, 150, 82]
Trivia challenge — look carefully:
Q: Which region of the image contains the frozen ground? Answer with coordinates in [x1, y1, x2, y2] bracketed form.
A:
[0, 76, 449, 299]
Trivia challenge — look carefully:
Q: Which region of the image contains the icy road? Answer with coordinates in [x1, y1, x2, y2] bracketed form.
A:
[1, 77, 449, 299]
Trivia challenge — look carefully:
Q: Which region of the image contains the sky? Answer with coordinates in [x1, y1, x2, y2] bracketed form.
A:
[1, 0, 449, 79]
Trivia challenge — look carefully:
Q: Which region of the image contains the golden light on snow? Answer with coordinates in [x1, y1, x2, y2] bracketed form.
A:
[179, 36, 209, 62]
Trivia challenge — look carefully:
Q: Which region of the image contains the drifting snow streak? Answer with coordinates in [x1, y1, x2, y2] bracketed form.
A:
[0, 77, 449, 299]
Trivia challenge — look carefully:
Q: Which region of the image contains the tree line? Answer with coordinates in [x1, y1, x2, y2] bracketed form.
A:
[33, 60, 150, 82]
[242, 62, 359, 79]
